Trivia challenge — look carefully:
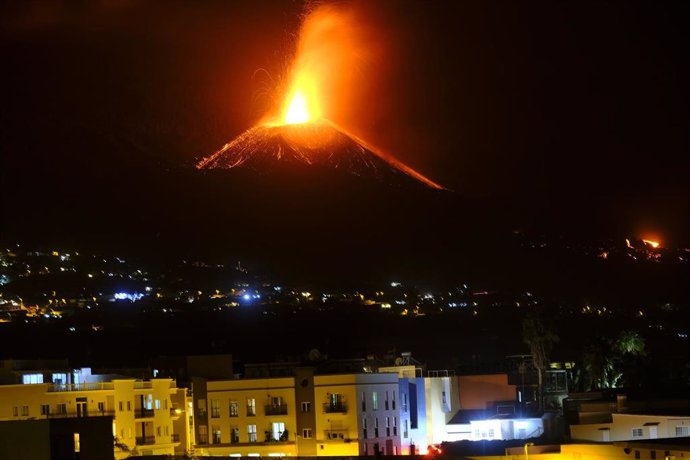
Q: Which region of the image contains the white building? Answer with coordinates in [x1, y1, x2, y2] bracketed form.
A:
[570, 413, 690, 442]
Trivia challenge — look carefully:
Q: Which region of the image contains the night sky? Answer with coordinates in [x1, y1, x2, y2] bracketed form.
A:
[2, 0, 689, 274]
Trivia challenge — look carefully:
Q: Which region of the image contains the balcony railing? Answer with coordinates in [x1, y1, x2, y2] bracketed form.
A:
[47, 410, 115, 418]
[264, 430, 289, 442]
[325, 429, 348, 440]
[135, 408, 154, 418]
[49, 382, 115, 392]
[171, 433, 180, 443]
[323, 402, 347, 413]
[136, 436, 156, 445]
[264, 404, 288, 415]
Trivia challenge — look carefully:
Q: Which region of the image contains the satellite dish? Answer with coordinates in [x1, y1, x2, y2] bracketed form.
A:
[394, 357, 403, 366]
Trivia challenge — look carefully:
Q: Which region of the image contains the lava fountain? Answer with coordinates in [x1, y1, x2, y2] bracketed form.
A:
[197, 3, 443, 190]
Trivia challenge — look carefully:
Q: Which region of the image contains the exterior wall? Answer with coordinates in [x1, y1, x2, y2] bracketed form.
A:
[195, 377, 298, 457]
[294, 367, 317, 455]
[457, 374, 516, 410]
[354, 373, 401, 456]
[570, 413, 690, 442]
[398, 377, 428, 454]
[0, 378, 184, 458]
[314, 374, 360, 456]
[425, 376, 459, 445]
[447, 417, 543, 441]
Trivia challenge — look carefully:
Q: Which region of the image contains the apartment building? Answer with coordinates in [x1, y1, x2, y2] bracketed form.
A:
[570, 413, 690, 443]
[192, 368, 404, 456]
[0, 369, 192, 459]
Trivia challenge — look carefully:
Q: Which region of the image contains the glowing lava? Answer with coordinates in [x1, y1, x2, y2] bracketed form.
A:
[197, 3, 444, 191]
[642, 239, 660, 249]
[284, 91, 310, 125]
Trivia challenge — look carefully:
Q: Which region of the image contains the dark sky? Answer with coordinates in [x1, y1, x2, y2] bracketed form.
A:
[2, 0, 689, 259]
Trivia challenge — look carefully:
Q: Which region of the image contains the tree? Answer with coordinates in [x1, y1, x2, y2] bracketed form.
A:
[522, 312, 559, 412]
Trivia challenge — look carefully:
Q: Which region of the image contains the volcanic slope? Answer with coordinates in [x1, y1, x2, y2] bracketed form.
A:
[196, 120, 444, 190]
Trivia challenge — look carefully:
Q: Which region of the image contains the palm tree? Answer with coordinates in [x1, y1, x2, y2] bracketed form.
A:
[522, 313, 559, 412]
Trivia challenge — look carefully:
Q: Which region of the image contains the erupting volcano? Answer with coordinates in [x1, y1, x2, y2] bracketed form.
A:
[196, 4, 444, 191]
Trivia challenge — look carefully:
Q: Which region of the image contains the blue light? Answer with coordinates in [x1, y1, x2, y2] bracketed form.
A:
[243, 294, 251, 301]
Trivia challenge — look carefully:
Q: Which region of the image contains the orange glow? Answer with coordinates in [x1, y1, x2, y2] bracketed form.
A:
[642, 239, 660, 248]
[284, 90, 311, 124]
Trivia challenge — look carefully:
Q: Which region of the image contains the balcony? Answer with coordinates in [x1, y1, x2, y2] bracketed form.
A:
[135, 408, 154, 419]
[49, 382, 114, 392]
[325, 429, 349, 441]
[264, 404, 288, 416]
[323, 402, 347, 414]
[264, 430, 289, 442]
[136, 436, 156, 445]
[171, 433, 180, 443]
[47, 410, 115, 418]
[170, 407, 183, 417]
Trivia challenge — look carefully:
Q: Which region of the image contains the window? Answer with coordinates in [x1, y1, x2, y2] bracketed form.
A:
[302, 428, 312, 439]
[372, 392, 379, 411]
[57, 403, 67, 414]
[212, 426, 221, 444]
[155, 399, 161, 410]
[21, 406, 29, 416]
[73, 433, 80, 453]
[52, 373, 67, 384]
[119, 401, 123, 411]
[247, 398, 256, 416]
[127, 401, 131, 411]
[157, 426, 162, 436]
[632, 428, 643, 438]
[165, 426, 169, 436]
[362, 391, 366, 412]
[676, 426, 690, 436]
[634, 450, 640, 460]
[385, 391, 389, 410]
[386, 417, 391, 436]
[271, 422, 286, 441]
[402, 393, 408, 412]
[442, 390, 447, 406]
[404, 420, 408, 438]
[374, 417, 379, 437]
[363, 418, 368, 438]
[488, 428, 495, 438]
[248, 424, 257, 443]
[97, 402, 105, 413]
[231, 427, 240, 443]
[301, 402, 311, 413]
[145, 394, 153, 410]
[41, 404, 50, 415]
[393, 417, 398, 436]
[211, 399, 220, 418]
[198, 425, 208, 444]
[392, 391, 396, 410]
[230, 401, 239, 417]
[22, 373, 43, 384]
[197, 399, 207, 417]
[651, 451, 657, 460]
[12, 407, 18, 417]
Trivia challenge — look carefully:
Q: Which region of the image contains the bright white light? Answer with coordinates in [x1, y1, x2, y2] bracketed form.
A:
[243, 294, 251, 301]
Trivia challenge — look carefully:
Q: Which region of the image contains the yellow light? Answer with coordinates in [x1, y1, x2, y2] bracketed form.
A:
[642, 239, 660, 248]
[284, 91, 310, 125]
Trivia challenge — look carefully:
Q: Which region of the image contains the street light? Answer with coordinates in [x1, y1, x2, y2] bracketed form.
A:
[524, 442, 535, 460]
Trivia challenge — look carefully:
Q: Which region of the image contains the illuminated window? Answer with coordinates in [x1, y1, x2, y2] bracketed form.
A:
[52, 373, 67, 384]
[155, 399, 161, 410]
[73, 433, 80, 453]
[145, 394, 153, 410]
[212, 426, 221, 444]
[247, 398, 256, 416]
[372, 392, 378, 411]
[22, 373, 43, 384]
[230, 401, 239, 417]
[300, 402, 311, 413]
[302, 428, 312, 439]
[211, 399, 220, 418]
[248, 424, 257, 443]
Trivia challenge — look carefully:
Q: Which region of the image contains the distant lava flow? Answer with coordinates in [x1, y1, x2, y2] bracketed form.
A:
[196, 120, 444, 190]
[196, 3, 444, 190]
